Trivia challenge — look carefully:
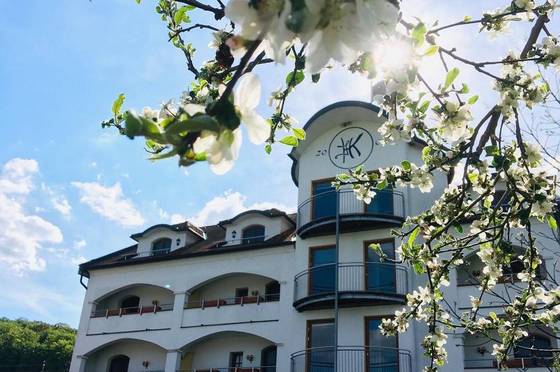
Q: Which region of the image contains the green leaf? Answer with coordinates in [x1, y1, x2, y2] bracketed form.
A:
[279, 135, 298, 147]
[412, 22, 427, 46]
[408, 227, 419, 249]
[443, 67, 460, 90]
[293, 128, 306, 140]
[484, 145, 499, 156]
[376, 179, 388, 190]
[265, 143, 272, 154]
[459, 83, 469, 94]
[401, 160, 411, 171]
[149, 147, 179, 160]
[165, 115, 219, 137]
[286, 71, 305, 87]
[423, 45, 439, 57]
[112, 93, 125, 118]
[547, 214, 558, 230]
[468, 95, 479, 105]
[134, 0, 141, 3]
[453, 223, 464, 233]
[464, 15, 472, 22]
[174, 6, 191, 24]
[124, 112, 163, 142]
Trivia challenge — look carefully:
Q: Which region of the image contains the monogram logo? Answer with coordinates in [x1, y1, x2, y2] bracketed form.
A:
[328, 127, 374, 169]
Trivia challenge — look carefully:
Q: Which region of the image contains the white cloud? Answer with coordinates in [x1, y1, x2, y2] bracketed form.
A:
[72, 181, 145, 227]
[0, 158, 63, 274]
[189, 191, 295, 226]
[42, 183, 72, 217]
[73, 239, 87, 250]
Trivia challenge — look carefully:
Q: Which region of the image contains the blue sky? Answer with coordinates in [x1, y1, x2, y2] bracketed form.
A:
[0, 1, 557, 327]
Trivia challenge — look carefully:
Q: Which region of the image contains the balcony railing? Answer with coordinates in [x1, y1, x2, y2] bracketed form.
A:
[464, 357, 554, 369]
[185, 294, 280, 309]
[293, 262, 407, 310]
[90, 303, 173, 318]
[177, 367, 276, 372]
[290, 346, 412, 372]
[297, 189, 405, 237]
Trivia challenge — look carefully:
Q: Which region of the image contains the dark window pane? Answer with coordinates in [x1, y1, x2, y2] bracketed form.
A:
[313, 182, 337, 220]
[229, 352, 243, 368]
[368, 319, 398, 372]
[152, 238, 171, 255]
[310, 247, 336, 295]
[242, 225, 265, 244]
[367, 190, 394, 215]
[309, 322, 335, 372]
[366, 242, 396, 293]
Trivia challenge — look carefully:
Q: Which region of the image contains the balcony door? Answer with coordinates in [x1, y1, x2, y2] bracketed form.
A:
[366, 188, 394, 215]
[309, 246, 336, 295]
[366, 318, 398, 372]
[364, 240, 396, 293]
[307, 319, 335, 372]
[312, 180, 337, 220]
[108, 355, 129, 372]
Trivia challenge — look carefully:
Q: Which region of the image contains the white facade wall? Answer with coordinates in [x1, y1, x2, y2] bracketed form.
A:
[71, 102, 557, 372]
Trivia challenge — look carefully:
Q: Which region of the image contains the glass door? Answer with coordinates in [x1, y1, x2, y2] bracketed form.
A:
[309, 246, 336, 295]
[307, 320, 335, 372]
[367, 318, 398, 372]
[366, 188, 394, 215]
[365, 241, 396, 293]
[312, 181, 337, 220]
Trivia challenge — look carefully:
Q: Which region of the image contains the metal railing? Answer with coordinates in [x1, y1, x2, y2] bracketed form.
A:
[294, 262, 408, 303]
[185, 294, 280, 309]
[290, 346, 412, 372]
[176, 366, 276, 372]
[464, 357, 554, 369]
[297, 189, 405, 229]
[90, 303, 173, 318]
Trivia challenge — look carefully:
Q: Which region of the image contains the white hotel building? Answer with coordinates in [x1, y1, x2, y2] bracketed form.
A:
[70, 101, 558, 372]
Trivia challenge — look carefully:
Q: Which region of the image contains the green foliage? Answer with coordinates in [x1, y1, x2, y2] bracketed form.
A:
[443, 67, 460, 91]
[0, 318, 76, 372]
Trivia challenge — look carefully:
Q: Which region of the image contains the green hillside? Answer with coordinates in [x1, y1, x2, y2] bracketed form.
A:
[0, 318, 75, 372]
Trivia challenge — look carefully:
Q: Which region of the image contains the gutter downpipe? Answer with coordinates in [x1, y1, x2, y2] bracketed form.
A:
[334, 190, 340, 372]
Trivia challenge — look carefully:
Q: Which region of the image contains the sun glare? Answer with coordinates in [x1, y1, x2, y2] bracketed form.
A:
[374, 37, 415, 74]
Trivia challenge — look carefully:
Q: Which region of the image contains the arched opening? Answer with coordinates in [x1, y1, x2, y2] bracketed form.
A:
[241, 225, 265, 245]
[179, 331, 277, 372]
[185, 273, 281, 309]
[152, 238, 171, 256]
[84, 339, 167, 372]
[91, 285, 174, 318]
[108, 355, 129, 372]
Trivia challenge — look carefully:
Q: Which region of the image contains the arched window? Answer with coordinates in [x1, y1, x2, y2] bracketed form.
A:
[152, 238, 171, 256]
[108, 355, 130, 372]
[120, 295, 140, 314]
[241, 225, 265, 245]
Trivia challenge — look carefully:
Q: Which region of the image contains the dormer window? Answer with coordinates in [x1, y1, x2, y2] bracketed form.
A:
[241, 225, 265, 245]
[151, 238, 171, 256]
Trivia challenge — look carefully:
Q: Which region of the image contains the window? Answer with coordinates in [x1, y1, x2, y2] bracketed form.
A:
[366, 188, 394, 215]
[312, 180, 337, 220]
[229, 352, 243, 368]
[241, 225, 265, 245]
[309, 246, 336, 295]
[365, 240, 396, 293]
[235, 287, 249, 298]
[307, 319, 335, 372]
[514, 334, 553, 359]
[152, 238, 171, 256]
[492, 190, 511, 209]
[108, 355, 130, 372]
[265, 280, 281, 301]
[120, 296, 140, 314]
[366, 318, 398, 372]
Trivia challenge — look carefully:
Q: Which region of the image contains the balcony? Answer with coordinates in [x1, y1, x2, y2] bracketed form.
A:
[293, 262, 407, 311]
[297, 189, 405, 238]
[290, 346, 412, 372]
[464, 357, 554, 370]
[177, 367, 275, 372]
